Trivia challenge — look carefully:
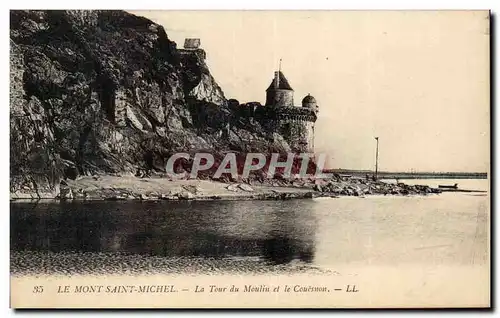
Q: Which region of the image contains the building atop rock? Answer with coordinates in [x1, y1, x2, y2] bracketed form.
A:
[178, 38, 206, 60]
[183, 38, 201, 49]
[258, 68, 319, 153]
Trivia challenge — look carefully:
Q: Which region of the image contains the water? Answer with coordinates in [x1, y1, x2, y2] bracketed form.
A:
[10, 180, 489, 277]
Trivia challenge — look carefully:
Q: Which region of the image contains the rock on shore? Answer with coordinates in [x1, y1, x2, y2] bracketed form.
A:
[10, 174, 441, 202]
[307, 176, 442, 196]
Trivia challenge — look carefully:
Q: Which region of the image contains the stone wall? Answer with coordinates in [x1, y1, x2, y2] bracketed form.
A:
[277, 120, 311, 153]
[305, 121, 315, 153]
[230, 105, 317, 152]
[178, 48, 207, 61]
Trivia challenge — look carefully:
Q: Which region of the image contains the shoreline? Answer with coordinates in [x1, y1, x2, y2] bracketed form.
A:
[10, 174, 445, 203]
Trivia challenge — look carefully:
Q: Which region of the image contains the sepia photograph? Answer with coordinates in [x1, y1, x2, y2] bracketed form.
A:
[9, 8, 490, 308]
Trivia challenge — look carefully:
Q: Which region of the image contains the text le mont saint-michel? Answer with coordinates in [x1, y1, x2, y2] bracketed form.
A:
[49, 284, 359, 294]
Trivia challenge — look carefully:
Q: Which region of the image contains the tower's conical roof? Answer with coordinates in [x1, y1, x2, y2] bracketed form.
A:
[266, 71, 294, 91]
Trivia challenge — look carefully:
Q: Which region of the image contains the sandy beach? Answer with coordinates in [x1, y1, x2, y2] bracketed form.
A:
[9, 173, 449, 202]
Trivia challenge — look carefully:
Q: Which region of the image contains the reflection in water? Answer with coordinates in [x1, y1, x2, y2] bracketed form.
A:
[262, 236, 314, 265]
[10, 200, 318, 275]
[12, 187, 488, 276]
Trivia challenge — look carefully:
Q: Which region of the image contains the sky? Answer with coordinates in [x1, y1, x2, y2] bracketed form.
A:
[130, 10, 489, 173]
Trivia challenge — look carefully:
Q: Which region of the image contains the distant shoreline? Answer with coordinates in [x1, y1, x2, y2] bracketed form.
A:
[325, 170, 488, 180]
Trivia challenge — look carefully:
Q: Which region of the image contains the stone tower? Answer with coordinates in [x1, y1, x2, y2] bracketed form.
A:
[265, 71, 294, 107]
[301, 94, 319, 153]
[260, 69, 318, 153]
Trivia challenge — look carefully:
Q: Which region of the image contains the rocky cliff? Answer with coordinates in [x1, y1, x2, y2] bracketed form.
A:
[10, 10, 297, 198]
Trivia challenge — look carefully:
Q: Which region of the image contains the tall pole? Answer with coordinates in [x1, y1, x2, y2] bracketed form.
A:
[374, 137, 379, 180]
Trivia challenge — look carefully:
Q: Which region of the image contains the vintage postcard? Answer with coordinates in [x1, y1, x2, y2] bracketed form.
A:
[9, 10, 490, 308]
